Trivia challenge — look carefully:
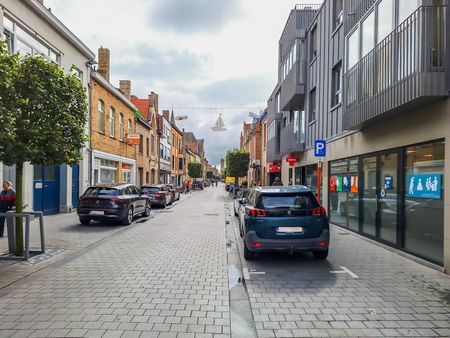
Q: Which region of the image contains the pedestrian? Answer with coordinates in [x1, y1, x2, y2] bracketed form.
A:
[185, 180, 191, 193]
[272, 177, 283, 186]
[0, 181, 16, 237]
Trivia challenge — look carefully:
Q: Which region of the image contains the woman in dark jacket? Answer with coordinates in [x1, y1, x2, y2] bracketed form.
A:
[0, 181, 16, 237]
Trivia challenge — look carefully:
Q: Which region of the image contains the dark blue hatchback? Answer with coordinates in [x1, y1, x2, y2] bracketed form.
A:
[237, 186, 330, 260]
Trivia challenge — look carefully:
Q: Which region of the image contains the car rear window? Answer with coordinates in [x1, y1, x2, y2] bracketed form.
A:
[257, 193, 318, 210]
[142, 187, 160, 193]
[85, 187, 118, 196]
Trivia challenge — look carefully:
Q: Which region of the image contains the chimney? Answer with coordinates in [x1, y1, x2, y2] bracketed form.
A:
[162, 110, 170, 121]
[98, 47, 110, 81]
[119, 80, 131, 100]
[148, 92, 159, 114]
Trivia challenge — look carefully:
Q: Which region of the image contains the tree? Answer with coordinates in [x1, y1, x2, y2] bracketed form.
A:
[205, 171, 213, 179]
[0, 41, 88, 255]
[188, 163, 203, 180]
[225, 149, 250, 187]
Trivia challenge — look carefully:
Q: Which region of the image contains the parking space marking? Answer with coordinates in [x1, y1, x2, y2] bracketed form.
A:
[330, 266, 359, 279]
[242, 267, 250, 280]
[249, 271, 265, 275]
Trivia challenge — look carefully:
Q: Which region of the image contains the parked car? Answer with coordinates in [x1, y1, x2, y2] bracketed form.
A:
[234, 188, 248, 216]
[192, 181, 204, 190]
[77, 183, 151, 225]
[238, 186, 329, 260]
[141, 185, 172, 207]
[165, 184, 181, 203]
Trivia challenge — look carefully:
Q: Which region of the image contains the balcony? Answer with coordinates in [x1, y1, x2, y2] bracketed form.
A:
[281, 59, 307, 111]
[343, 5, 449, 130]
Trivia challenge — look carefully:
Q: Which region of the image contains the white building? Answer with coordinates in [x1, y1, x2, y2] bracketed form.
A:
[0, 0, 95, 214]
[158, 113, 172, 184]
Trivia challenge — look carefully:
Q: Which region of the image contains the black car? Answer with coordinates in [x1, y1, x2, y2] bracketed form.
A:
[165, 184, 181, 203]
[234, 188, 248, 216]
[77, 183, 151, 225]
[141, 185, 172, 207]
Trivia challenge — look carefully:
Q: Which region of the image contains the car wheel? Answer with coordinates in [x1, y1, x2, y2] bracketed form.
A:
[239, 224, 243, 238]
[243, 243, 255, 260]
[312, 249, 329, 260]
[142, 203, 151, 217]
[79, 217, 91, 225]
[234, 208, 238, 216]
[122, 207, 133, 226]
[162, 198, 167, 208]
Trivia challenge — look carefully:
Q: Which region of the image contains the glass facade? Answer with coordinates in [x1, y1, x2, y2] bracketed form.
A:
[328, 140, 445, 265]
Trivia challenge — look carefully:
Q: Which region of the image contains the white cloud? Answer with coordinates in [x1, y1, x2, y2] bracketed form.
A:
[44, 0, 323, 165]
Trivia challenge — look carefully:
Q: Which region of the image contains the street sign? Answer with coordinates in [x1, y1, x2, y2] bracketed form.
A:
[314, 140, 326, 157]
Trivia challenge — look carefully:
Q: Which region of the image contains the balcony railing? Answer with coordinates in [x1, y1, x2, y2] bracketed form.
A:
[344, 5, 448, 130]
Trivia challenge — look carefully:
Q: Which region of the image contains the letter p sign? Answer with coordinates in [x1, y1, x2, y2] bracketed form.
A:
[314, 140, 326, 157]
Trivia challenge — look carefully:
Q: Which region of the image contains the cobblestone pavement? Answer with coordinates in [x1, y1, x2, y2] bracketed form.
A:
[0, 193, 192, 288]
[229, 200, 450, 338]
[0, 187, 229, 338]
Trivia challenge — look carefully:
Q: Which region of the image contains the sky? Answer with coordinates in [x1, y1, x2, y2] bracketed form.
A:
[45, 0, 322, 166]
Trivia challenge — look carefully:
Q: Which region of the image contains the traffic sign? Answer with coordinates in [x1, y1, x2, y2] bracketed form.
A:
[314, 140, 326, 157]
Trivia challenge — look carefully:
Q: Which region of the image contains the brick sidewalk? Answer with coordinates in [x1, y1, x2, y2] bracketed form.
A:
[0, 187, 230, 338]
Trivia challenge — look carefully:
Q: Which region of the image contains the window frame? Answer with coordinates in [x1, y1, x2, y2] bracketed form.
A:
[109, 107, 115, 138]
[331, 61, 343, 107]
[98, 100, 105, 134]
[119, 113, 124, 141]
[309, 87, 317, 122]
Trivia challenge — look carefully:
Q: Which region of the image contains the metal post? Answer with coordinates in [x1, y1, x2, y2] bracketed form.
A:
[317, 161, 322, 204]
[38, 212, 45, 253]
[24, 216, 30, 261]
[6, 211, 15, 254]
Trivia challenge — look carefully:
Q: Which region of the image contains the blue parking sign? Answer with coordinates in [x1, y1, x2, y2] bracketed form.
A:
[314, 140, 326, 157]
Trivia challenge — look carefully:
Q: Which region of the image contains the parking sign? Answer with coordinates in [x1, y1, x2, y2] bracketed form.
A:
[314, 140, 326, 157]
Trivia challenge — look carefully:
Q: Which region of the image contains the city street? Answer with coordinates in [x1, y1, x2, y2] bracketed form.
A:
[0, 186, 449, 337]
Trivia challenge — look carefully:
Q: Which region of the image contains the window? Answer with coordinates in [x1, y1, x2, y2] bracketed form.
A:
[334, 0, 343, 29]
[146, 138, 150, 156]
[127, 119, 132, 136]
[398, 0, 418, 24]
[268, 121, 276, 140]
[160, 143, 164, 158]
[139, 135, 144, 154]
[151, 135, 155, 154]
[377, 0, 394, 43]
[109, 107, 115, 137]
[289, 111, 295, 123]
[361, 11, 375, 58]
[331, 61, 342, 106]
[70, 66, 82, 82]
[98, 100, 105, 133]
[310, 25, 317, 59]
[119, 114, 124, 141]
[347, 27, 359, 70]
[276, 92, 280, 114]
[309, 88, 317, 121]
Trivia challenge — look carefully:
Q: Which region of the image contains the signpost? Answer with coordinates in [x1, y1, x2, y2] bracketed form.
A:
[314, 140, 326, 203]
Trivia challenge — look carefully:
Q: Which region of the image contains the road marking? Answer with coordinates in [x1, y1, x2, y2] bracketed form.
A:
[249, 271, 265, 275]
[330, 266, 359, 279]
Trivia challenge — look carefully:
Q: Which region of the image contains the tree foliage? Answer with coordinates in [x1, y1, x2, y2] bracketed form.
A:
[0, 40, 88, 255]
[225, 149, 250, 180]
[188, 163, 203, 179]
[205, 171, 213, 179]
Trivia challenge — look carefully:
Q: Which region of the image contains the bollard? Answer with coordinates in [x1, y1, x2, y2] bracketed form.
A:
[6, 211, 16, 254]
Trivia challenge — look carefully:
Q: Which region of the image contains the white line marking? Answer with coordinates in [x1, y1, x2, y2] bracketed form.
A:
[330, 266, 359, 279]
[249, 271, 265, 275]
[341, 266, 359, 279]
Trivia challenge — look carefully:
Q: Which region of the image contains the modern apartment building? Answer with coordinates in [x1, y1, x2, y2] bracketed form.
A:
[267, 0, 450, 270]
[0, 0, 95, 214]
[158, 111, 172, 184]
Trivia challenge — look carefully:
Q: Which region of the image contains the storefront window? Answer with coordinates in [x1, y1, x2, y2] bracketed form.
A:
[404, 141, 444, 264]
[329, 158, 359, 231]
[99, 159, 117, 183]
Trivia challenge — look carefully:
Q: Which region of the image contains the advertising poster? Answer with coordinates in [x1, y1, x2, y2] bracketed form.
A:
[330, 176, 337, 192]
[351, 176, 358, 193]
[336, 176, 343, 192]
[407, 173, 441, 199]
[342, 176, 350, 192]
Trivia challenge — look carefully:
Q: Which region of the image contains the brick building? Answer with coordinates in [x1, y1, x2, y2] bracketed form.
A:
[90, 48, 137, 185]
[169, 112, 184, 187]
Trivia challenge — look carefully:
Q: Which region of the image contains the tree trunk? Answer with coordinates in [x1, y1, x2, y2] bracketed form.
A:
[15, 162, 24, 256]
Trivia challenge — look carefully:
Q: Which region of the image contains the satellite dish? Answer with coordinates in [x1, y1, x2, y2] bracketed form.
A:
[211, 113, 227, 131]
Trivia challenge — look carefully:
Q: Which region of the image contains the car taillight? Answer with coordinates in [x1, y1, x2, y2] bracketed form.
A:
[110, 198, 126, 203]
[155, 192, 163, 197]
[312, 207, 326, 216]
[246, 208, 266, 217]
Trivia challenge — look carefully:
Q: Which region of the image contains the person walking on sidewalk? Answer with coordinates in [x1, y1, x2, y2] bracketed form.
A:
[0, 181, 16, 237]
[185, 180, 191, 193]
[272, 177, 283, 186]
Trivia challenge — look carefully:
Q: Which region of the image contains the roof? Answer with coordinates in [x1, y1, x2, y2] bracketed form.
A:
[91, 72, 138, 112]
[255, 186, 311, 193]
[131, 98, 151, 120]
[25, 0, 94, 60]
[90, 183, 132, 189]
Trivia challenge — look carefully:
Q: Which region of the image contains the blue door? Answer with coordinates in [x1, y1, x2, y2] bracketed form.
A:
[72, 164, 80, 209]
[33, 165, 60, 215]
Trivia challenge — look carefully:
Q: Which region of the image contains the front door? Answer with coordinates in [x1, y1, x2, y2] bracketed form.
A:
[33, 165, 60, 215]
[361, 151, 399, 244]
[72, 164, 80, 209]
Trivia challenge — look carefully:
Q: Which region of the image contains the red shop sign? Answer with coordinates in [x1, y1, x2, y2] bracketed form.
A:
[268, 162, 281, 173]
[285, 153, 298, 167]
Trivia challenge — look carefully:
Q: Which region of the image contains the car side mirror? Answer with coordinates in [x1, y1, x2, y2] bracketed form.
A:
[239, 198, 247, 205]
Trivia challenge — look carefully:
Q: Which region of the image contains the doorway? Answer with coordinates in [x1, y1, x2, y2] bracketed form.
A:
[361, 151, 400, 244]
[33, 165, 60, 215]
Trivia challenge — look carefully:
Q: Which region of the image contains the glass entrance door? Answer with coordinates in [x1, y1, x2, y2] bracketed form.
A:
[361, 152, 399, 243]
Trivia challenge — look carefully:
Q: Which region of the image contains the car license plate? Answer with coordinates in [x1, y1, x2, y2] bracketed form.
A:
[277, 227, 303, 233]
[90, 210, 104, 215]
